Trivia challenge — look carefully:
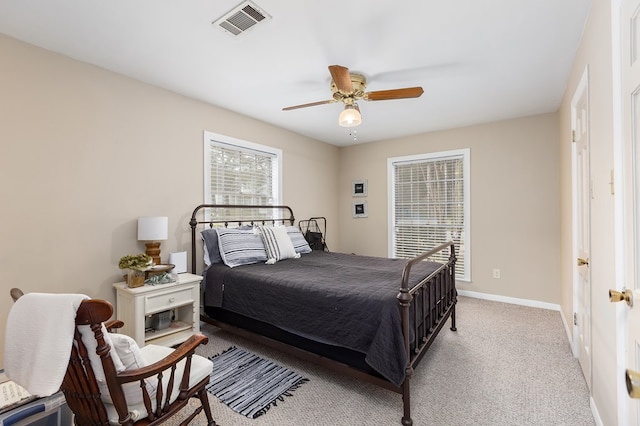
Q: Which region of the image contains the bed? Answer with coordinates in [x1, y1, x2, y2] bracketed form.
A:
[189, 204, 457, 425]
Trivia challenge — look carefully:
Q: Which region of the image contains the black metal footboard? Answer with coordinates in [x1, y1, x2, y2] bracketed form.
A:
[398, 242, 457, 426]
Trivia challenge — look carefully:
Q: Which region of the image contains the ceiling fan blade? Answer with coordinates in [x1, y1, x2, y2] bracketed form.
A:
[282, 99, 336, 111]
[364, 87, 424, 101]
[328, 65, 353, 94]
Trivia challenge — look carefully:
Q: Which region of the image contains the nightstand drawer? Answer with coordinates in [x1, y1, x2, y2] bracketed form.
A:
[145, 287, 194, 313]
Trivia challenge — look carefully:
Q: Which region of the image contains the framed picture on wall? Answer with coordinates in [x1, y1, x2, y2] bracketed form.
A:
[353, 201, 368, 218]
[352, 179, 367, 197]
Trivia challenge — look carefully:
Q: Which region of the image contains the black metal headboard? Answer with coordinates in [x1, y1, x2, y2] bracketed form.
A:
[189, 204, 295, 273]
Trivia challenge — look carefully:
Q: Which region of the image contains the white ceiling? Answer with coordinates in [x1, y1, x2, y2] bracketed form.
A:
[0, 0, 591, 146]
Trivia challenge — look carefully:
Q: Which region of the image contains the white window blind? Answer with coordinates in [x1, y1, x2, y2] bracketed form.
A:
[204, 131, 282, 221]
[388, 149, 470, 281]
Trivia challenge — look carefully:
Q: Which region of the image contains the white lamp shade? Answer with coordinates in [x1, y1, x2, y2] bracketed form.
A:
[339, 105, 362, 127]
[137, 216, 168, 241]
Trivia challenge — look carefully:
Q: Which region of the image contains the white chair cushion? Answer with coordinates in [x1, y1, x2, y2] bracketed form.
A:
[104, 344, 213, 424]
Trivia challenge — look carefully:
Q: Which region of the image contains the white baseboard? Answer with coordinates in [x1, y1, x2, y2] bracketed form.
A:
[559, 308, 575, 351]
[457, 289, 560, 311]
[590, 396, 604, 426]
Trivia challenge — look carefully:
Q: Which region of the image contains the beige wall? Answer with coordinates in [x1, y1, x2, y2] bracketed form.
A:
[0, 34, 340, 367]
[338, 114, 561, 304]
[558, 0, 617, 424]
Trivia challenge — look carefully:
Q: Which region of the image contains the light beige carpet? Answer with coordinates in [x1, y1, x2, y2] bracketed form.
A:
[170, 296, 594, 426]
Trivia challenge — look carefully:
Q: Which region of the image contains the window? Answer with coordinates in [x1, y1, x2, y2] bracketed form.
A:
[388, 149, 470, 281]
[204, 131, 282, 220]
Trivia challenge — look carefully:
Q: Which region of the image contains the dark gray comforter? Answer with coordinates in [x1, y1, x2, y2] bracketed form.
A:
[204, 251, 442, 387]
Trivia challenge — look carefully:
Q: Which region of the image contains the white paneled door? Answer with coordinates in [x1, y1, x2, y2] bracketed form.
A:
[617, 0, 640, 423]
[572, 67, 591, 390]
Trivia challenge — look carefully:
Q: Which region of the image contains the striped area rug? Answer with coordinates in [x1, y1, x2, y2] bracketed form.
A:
[207, 346, 309, 419]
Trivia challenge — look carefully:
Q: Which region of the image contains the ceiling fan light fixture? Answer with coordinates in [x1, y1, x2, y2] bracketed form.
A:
[339, 104, 362, 127]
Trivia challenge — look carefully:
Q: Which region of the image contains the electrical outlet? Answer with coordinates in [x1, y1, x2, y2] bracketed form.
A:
[493, 269, 501, 279]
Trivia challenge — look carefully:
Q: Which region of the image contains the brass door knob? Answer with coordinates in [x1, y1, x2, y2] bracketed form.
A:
[577, 257, 589, 266]
[610, 289, 634, 307]
[627, 369, 640, 398]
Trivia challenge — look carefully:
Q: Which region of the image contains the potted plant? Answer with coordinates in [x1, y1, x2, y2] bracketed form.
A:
[119, 253, 152, 288]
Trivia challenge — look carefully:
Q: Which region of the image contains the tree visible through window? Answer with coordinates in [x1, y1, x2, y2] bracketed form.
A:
[203, 131, 282, 221]
[388, 149, 470, 280]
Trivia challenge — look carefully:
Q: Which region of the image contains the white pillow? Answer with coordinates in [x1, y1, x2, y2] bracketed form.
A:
[108, 333, 157, 404]
[78, 324, 126, 379]
[258, 225, 300, 264]
[110, 333, 147, 371]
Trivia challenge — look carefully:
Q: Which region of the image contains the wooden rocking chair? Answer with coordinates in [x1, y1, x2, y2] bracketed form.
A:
[9, 288, 216, 425]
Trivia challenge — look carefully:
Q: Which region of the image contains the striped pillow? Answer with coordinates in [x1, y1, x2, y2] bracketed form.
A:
[216, 228, 267, 268]
[258, 226, 300, 264]
[286, 226, 312, 254]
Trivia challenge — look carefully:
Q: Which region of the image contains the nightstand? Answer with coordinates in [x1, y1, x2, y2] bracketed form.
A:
[112, 273, 202, 347]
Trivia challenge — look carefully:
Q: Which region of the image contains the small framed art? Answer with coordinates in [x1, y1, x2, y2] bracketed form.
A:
[352, 201, 368, 218]
[352, 179, 367, 197]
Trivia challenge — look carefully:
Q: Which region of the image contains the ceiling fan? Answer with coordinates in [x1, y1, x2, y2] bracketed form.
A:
[282, 65, 424, 127]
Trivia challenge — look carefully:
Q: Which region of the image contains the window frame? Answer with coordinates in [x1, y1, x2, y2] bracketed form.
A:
[387, 148, 470, 281]
[203, 131, 283, 207]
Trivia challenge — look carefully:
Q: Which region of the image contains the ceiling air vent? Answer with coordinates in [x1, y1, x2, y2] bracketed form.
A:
[213, 1, 271, 37]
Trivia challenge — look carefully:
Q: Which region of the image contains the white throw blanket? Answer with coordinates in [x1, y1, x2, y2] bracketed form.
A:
[4, 292, 89, 396]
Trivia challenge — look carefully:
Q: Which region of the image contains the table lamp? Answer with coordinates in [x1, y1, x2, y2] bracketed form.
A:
[137, 216, 168, 266]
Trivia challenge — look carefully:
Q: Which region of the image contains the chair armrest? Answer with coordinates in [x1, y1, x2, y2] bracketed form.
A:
[115, 333, 209, 383]
[10, 288, 24, 302]
[105, 320, 124, 331]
